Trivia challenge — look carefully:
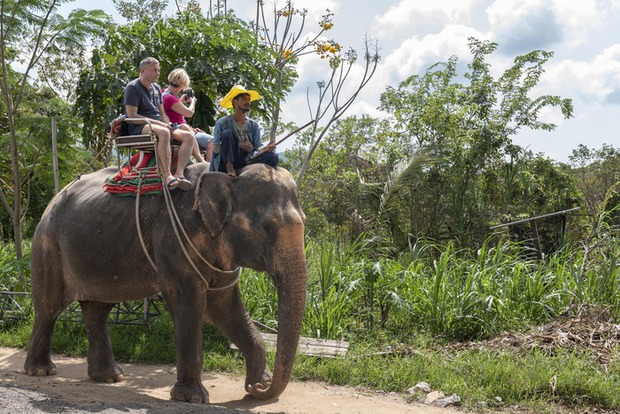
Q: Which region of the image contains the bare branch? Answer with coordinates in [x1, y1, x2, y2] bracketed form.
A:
[0, 176, 14, 217]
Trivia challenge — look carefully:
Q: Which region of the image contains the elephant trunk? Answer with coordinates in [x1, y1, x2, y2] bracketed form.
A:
[247, 225, 307, 400]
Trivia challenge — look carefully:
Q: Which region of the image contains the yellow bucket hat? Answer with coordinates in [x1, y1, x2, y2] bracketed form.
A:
[220, 85, 262, 108]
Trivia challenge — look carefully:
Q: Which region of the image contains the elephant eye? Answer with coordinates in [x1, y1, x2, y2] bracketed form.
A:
[262, 220, 277, 236]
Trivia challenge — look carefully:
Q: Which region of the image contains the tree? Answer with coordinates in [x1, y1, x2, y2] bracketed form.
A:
[569, 143, 620, 216]
[74, 9, 290, 155]
[284, 115, 401, 238]
[377, 38, 575, 247]
[251, 1, 380, 185]
[294, 37, 380, 185]
[112, 0, 169, 22]
[0, 0, 109, 258]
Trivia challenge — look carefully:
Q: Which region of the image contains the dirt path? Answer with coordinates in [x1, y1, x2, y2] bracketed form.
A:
[0, 347, 459, 413]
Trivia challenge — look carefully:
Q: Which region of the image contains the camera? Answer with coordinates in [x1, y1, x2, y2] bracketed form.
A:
[184, 88, 193, 99]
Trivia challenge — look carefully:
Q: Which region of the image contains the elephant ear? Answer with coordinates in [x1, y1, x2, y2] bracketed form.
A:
[193, 173, 233, 238]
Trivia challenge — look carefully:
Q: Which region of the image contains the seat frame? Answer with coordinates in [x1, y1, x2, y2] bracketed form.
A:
[110, 117, 160, 176]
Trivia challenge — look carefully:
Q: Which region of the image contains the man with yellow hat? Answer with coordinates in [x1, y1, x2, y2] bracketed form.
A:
[209, 85, 278, 177]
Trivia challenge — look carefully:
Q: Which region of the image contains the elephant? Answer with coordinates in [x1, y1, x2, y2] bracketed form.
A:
[24, 162, 307, 404]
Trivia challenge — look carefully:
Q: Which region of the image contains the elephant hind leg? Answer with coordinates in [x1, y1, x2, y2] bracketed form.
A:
[80, 301, 124, 383]
[24, 313, 61, 376]
[24, 295, 71, 376]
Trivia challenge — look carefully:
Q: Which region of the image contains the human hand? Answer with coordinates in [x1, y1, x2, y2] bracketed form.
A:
[239, 141, 254, 152]
[265, 143, 276, 152]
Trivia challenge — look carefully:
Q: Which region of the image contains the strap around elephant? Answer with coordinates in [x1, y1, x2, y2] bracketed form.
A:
[133, 139, 240, 291]
[161, 179, 241, 290]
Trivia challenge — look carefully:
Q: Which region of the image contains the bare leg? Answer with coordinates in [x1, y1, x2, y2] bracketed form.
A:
[191, 139, 206, 163]
[204, 141, 213, 163]
[225, 160, 236, 178]
[171, 129, 196, 177]
[146, 124, 175, 185]
[180, 124, 206, 163]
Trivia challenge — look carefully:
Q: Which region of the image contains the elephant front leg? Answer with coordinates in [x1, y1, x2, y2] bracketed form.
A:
[80, 301, 124, 383]
[205, 286, 272, 393]
[162, 289, 209, 404]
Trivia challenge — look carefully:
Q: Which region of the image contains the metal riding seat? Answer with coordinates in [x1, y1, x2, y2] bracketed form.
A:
[109, 116, 162, 178]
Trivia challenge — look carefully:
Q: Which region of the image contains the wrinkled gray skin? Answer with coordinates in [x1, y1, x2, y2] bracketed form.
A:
[24, 162, 307, 404]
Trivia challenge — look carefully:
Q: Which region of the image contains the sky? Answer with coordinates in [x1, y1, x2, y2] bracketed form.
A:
[60, 0, 620, 162]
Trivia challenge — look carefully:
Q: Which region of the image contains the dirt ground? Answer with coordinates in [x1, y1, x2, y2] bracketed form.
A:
[0, 347, 459, 413]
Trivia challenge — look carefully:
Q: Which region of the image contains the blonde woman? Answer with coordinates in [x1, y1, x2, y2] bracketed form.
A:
[162, 68, 212, 162]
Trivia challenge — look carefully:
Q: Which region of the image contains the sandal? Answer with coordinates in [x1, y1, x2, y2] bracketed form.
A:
[174, 176, 193, 191]
[166, 177, 180, 190]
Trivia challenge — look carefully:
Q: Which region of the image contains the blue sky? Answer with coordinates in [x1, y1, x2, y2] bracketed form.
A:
[61, 0, 620, 162]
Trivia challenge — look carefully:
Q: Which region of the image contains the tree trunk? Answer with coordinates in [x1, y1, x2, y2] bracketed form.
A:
[10, 121, 23, 260]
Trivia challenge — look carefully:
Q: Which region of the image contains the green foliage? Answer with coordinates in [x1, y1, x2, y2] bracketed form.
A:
[112, 0, 169, 22]
[0, 84, 88, 241]
[288, 115, 405, 240]
[373, 38, 578, 247]
[570, 143, 620, 221]
[236, 235, 620, 342]
[303, 239, 360, 339]
[602, 181, 620, 228]
[289, 38, 582, 250]
[0, 241, 30, 291]
[239, 268, 278, 330]
[75, 10, 296, 153]
[0, 1, 110, 255]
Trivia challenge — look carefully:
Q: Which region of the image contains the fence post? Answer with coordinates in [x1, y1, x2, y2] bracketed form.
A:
[530, 220, 543, 260]
[51, 116, 60, 193]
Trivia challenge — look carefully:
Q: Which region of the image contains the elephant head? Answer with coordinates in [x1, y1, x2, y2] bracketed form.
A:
[193, 164, 307, 400]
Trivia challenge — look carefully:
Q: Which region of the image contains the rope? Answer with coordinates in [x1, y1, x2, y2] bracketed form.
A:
[163, 182, 240, 289]
[135, 173, 158, 272]
[166, 186, 240, 275]
[154, 138, 241, 291]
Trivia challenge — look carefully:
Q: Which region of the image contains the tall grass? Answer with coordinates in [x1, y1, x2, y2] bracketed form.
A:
[238, 234, 620, 342]
[3, 234, 617, 343]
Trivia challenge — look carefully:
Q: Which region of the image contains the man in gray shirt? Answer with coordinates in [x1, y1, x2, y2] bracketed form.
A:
[124, 57, 194, 191]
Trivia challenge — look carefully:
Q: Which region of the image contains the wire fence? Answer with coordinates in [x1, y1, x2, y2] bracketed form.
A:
[0, 292, 164, 327]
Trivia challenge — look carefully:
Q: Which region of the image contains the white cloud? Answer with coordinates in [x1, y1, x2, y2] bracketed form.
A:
[550, 0, 606, 43]
[542, 44, 620, 105]
[226, 0, 339, 25]
[373, 0, 479, 39]
[381, 24, 484, 81]
[487, 0, 607, 52]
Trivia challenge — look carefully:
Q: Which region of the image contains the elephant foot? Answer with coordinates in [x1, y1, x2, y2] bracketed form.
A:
[25, 359, 57, 377]
[88, 362, 125, 383]
[170, 382, 209, 404]
[245, 370, 272, 395]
